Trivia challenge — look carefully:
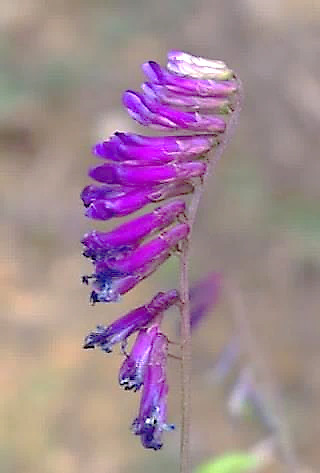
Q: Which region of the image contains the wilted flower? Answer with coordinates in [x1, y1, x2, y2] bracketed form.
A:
[132, 332, 174, 450]
[83, 290, 179, 352]
[118, 325, 159, 391]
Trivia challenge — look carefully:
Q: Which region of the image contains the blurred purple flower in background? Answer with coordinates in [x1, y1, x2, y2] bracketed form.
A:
[81, 51, 240, 449]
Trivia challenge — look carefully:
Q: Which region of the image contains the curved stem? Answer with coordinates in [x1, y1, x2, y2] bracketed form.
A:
[179, 79, 244, 473]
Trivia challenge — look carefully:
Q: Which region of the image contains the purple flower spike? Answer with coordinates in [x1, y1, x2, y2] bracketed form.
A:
[105, 223, 189, 274]
[142, 82, 231, 112]
[82, 200, 186, 260]
[93, 133, 217, 165]
[81, 51, 241, 452]
[123, 91, 226, 133]
[132, 333, 174, 450]
[84, 290, 178, 352]
[85, 181, 194, 220]
[142, 61, 237, 97]
[119, 325, 159, 391]
[89, 160, 207, 186]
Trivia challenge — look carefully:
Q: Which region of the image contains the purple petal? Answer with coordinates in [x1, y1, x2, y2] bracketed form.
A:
[82, 200, 186, 259]
[147, 289, 180, 313]
[132, 333, 174, 450]
[123, 90, 226, 132]
[84, 250, 176, 303]
[89, 161, 206, 186]
[94, 132, 217, 165]
[83, 306, 153, 352]
[84, 290, 178, 351]
[104, 223, 189, 274]
[118, 325, 159, 391]
[167, 51, 234, 81]
[110, 251, 172, 298]
[142, 82, 231, 111]
[142, 61, 237, 97]
[81, 184, 128, 207]
[85, 182, 193, 220]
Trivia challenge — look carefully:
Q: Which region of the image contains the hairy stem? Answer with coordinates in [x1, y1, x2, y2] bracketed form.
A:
[179, 78, 244, 473]
[179, 238, 191, 473]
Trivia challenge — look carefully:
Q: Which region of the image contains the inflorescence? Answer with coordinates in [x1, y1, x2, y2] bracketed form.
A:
[81, 51, 241, 450]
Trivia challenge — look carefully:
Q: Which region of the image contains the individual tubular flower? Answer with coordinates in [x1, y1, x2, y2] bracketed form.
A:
[132, 332, 174, 450]
[89, 160, 207, 186]
[83, 223, 189, 303]
[142, 83, 231, 112]
[167, 50, 235, 80]
[94, 133, 217, 164]
[142, 60, 237, 97]
[103, 223, 189, 274]
[123, 91, 226, 132]
[88, 251, 171, 303]
[83, 181, 194, 221]
[118, 325, 159, 391]
[82, 200, 186, 260]
[83, 290, 179, 353]
[81, 184, 129, 207]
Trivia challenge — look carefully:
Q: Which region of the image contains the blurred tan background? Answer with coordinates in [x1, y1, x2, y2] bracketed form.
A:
[1, 1, 320, 472]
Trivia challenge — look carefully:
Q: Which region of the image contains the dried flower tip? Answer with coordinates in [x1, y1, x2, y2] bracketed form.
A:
[167, 50, 234, 80]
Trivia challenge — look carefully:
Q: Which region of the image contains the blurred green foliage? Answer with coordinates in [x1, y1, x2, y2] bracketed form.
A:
[194, 452, 257, 473]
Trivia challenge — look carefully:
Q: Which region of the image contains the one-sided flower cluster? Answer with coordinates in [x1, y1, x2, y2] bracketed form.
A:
[81, 51, 240, 450]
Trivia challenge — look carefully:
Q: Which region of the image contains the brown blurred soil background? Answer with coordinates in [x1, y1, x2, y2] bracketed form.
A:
[0, 1, 320, 472]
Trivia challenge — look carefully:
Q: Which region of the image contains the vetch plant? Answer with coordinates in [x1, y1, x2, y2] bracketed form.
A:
[81, 51, 243, 472]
